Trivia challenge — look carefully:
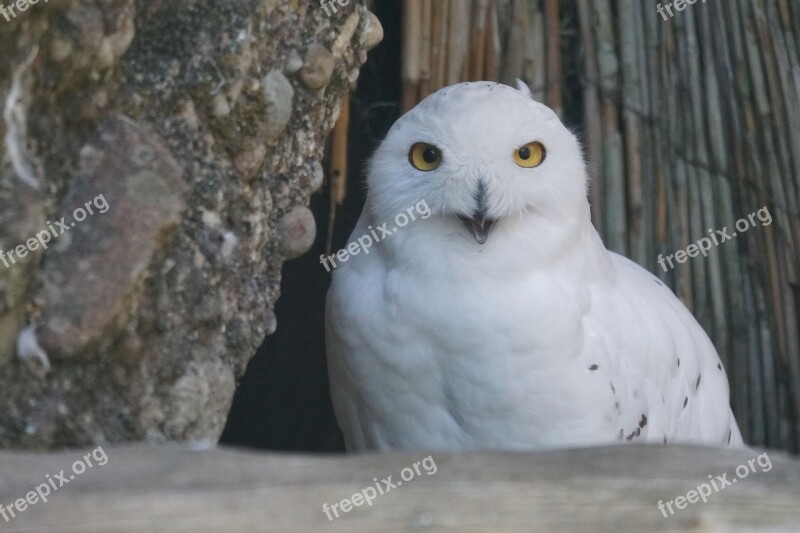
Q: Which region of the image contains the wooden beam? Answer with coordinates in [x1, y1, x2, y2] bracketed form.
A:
[0, 445, 798, 531]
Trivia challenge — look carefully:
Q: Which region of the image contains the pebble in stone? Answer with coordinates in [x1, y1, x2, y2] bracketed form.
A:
[363, 11, 384, 51]
[285, 49, 304, 73]
[263, 70, 295, 141]
[299, 44, 335, 90]
[279, 206, 317, 259]
[265, 309, 278, 337]
[309, 161, 324, 193]
[233, 144, 267, 179]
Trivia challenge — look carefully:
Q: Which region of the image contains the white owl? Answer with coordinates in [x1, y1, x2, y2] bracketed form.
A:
[326, 81, 743, 452]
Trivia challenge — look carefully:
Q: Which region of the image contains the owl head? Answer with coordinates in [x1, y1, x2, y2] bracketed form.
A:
[365, 81, 589, 249]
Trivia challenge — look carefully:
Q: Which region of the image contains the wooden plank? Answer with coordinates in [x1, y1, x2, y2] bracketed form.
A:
[528, 1, 546, 102]
[469, 0, 489, 81]
[544, 0, 562, 115]
[0, 445, 798, 531]
[484, 0, 500, 81]
[430, 0, 449, 91]
[418, 0, 433, 99]
[402, 0, 422, 111]
[577, 0, 604, 230]
[446, 0, 471, 85]
[330, 97, 350, 206]
[618, 0, 644, 262]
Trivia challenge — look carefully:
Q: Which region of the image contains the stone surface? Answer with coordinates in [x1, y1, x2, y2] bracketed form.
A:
[0, 0, 381, 449]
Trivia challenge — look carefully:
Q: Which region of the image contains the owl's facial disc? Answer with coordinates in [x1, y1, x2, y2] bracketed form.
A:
[373, 83, 590, 250]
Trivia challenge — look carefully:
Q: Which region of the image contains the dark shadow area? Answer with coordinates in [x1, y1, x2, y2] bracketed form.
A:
[220, 1, 403, 452]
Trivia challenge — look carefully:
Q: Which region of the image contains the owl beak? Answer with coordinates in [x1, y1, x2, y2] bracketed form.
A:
[460, 180, 495, 244]
[459, 213, 496, 244]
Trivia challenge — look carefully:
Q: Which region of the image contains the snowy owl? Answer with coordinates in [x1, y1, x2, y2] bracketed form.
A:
[325, 81, 743, 452]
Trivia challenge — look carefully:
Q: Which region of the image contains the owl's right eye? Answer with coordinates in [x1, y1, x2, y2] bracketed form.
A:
[409, 143, 443, 171]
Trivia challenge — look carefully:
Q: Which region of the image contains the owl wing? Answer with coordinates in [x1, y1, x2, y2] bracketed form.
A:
[583, 252, 743, 447]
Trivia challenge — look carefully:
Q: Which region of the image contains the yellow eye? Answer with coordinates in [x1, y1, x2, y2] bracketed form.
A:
[409, 143, 443, 171]
[513, 142, 546, 168]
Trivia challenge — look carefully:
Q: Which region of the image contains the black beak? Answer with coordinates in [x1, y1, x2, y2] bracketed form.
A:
[460, 180, 495, 244]
[459, 213, 496, 244]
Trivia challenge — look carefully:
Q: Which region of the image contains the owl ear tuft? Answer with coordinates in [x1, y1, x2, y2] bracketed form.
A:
[515, 79, 533, 98]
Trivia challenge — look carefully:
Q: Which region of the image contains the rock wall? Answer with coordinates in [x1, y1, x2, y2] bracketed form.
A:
[0, 0, 381, 449]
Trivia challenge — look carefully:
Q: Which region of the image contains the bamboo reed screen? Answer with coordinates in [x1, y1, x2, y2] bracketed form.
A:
[388, 0, 800, 453]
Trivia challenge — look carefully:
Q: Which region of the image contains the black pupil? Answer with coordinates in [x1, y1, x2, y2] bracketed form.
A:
[519, 146, 531, 160]
[422, 147, 438, 164]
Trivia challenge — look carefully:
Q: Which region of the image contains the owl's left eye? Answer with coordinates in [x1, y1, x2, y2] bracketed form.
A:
[513, 141, 546, 168]
[409, 143, 443, 171]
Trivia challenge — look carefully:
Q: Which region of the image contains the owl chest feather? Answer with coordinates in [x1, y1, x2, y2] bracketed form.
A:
[341, 262, 614, 448]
